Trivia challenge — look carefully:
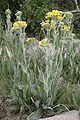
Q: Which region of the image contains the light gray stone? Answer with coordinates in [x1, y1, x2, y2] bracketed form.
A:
[40, 110, 80, 120]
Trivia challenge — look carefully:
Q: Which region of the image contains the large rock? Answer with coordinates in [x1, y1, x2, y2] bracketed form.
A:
[40, 110, 79, 120]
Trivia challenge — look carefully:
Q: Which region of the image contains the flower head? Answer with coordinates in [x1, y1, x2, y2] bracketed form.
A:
[18, 21, 27, 28]
[13, 21, 27, 29]
[64, 12, 73, 19]
[13, 22, 19, 28]
[45, 10, 64, 20]
[52, 10, 63, 16]
[26, 37, 36, 43]
[61, 25, 71, 31]
[15, 11, 22, 16]
[40, 20, 50, 27]
[46, 12, 54, 18]
[38, 38, 47, 46]
[5, 9, 11, 15]
[56, 15, 64, 20]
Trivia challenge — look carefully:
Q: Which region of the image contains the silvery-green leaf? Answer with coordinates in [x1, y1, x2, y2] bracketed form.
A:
[27, 109, 42, 120]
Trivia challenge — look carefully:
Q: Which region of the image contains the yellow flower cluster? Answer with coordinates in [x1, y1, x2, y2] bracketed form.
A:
[61, 25, 71, 31]
[40, 20, 50, 27]
[40, 19, 55, 29]
[45, 10, 64, 20]
[38, 38, 47, 46]
[12, 21, 27, 31]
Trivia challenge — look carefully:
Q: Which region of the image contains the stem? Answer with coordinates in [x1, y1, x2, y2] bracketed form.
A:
[74, 0, 80, 11]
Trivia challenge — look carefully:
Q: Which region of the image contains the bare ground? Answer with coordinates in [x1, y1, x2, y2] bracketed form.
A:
[0, 89, 79, 120]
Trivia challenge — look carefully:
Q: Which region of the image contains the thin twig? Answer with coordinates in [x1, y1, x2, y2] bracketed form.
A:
[70, 10, 80, 13]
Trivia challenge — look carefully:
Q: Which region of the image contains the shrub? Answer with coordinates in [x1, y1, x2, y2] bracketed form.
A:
[0, 9, 64, 118]
[0, 9, 80, 119]
[40, 9, 80, 82]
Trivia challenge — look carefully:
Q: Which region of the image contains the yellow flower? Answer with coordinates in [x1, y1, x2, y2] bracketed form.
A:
[45, 16, 49, 19]
[52, 10, 63, 16]
[45, 10, 64, 20]
[45, 20, 50, 23]
[61, 25, 71, 31]
[40, 20, 50, 27]
[56, 15, 64, 20]
[26, 37, 35, 43]
[13, 21, 27, 29]
[18, 21, 27, 28]
[13, 22, 19, 28]
[46, 12, 53, 18]
[38, 38, 47, 46]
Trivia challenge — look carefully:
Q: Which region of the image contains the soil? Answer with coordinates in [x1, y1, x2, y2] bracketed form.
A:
[0, 90, 28, 120]
[0, 89, 79, 120]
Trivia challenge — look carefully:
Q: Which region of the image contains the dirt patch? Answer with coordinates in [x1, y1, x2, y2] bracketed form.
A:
[0, 90, 79, 120]
[0, 91, 7, 120]
[0, 91, 28, 120]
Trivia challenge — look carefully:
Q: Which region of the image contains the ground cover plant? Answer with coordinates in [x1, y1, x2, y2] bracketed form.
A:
[0, 9, 80, 120]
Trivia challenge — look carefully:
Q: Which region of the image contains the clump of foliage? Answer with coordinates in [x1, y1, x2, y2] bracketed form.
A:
[56, 0, 80, 38]
[0, 9, 64, 118]
[0, 9, 80, 119]
[40, 9, 80, 82]
[56, 0, 76, 11]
